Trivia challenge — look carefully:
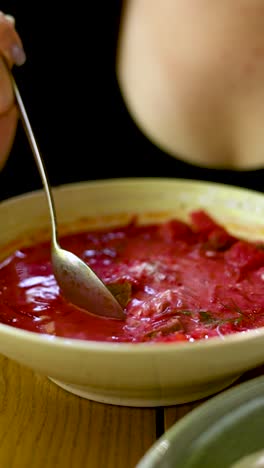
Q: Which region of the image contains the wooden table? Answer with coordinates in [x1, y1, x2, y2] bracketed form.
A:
[0, 355, 263, 468]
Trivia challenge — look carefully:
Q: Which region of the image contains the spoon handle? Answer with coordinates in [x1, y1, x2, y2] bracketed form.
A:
[11, 75, 58, 244]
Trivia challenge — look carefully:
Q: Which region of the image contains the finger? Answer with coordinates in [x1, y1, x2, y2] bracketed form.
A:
[0, 12, 26, 67]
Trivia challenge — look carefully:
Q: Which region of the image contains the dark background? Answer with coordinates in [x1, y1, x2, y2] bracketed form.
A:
[0, 2, 263, 201]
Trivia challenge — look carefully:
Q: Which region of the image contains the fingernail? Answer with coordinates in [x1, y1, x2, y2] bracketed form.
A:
[5, 15, 15, 25]
[11, 44, 26, 66]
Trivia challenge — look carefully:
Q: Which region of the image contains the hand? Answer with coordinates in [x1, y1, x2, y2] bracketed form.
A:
[0, 12, 26, 114]
[0, 12, 26, 170]
[0, 12, 25, 67]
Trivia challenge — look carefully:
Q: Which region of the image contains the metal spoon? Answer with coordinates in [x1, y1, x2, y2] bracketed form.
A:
[11, 74, 124, 320]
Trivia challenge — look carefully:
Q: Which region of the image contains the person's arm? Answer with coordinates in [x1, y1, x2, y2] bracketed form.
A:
[0, 12, 26, 170]
[117, 1, 264, 171]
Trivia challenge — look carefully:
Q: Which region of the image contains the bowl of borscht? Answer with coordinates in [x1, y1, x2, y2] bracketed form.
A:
[1, 178, 264, 407]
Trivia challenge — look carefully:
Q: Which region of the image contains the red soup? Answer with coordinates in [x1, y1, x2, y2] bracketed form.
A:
[1, 210, 264, 343]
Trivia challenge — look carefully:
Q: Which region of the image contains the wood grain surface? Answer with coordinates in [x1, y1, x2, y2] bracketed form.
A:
[0, 355, 156, 468]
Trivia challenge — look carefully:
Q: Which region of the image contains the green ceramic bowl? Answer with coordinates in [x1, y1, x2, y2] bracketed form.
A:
[137, 375, 264, 467]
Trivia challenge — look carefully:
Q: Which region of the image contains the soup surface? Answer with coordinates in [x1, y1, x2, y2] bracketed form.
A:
[1, 210, 264, 343]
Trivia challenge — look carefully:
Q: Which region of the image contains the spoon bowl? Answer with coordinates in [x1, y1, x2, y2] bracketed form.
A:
[51, 244, 125, 318]
[11, 73, 124, 320]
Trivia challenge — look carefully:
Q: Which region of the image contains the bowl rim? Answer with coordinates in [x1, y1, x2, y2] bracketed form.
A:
[2, 176, 264, 202]
[0, 320, 263, 353]
[1, 176, 264, 352]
